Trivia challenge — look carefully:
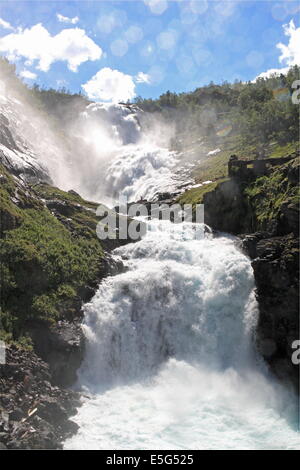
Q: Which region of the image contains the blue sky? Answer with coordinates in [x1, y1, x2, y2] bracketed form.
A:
[0, 1, 299, 101]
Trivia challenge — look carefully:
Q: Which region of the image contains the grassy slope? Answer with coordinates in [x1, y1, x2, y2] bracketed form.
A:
[244, 157, 300, 231]
[177, 130, 298, 208]
[0, 165, 106, 345]
[177, 181, 223, 206]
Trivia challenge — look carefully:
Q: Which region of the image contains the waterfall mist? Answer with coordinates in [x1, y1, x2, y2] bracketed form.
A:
[0, 66, 180, 205]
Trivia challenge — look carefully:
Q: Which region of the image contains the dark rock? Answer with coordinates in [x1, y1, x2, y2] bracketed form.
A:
[27, 320, 84, 387]
[61, 418, 79, 437]
[45, 199, 77, 217]
[9, 408, 24, 421]
[77, 285, 96, 303]
[239, 232, 272, 259]
[287, 157, 300, 185]
[278, 200, 299, 236]
[0, 174, 8, 184]
[250, 235, 299, 392]
[68, 189, 81, 197]
[0, 345, 80, 449]
[37, 398, 68, 425]
[203, 179, 245, 234]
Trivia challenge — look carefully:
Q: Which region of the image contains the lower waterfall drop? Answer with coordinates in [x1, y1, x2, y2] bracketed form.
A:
[65, 220, 299, 450]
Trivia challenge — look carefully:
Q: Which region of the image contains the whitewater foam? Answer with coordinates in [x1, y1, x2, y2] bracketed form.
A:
[65, 221, 299, 450]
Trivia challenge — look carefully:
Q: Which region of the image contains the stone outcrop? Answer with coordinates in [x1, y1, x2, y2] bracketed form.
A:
[27, 321, 85, 388]
[0, 345, 81, 449]
[228, 152, 298, 180]
[203, 179, 245, 234]
[241, 233, 299, 392]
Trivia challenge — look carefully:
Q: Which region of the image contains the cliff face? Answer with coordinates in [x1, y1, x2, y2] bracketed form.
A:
[242, 234, 299, 392]
[0, 345, 81, 449]
[202, 178, 245, 234]
[0, 144, 133, 449]
[202, 156, 299, 392]
[203, 155, 299, 236]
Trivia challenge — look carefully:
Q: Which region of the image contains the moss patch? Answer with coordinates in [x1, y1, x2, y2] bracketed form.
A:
[0, 172, 105, 340]
[177, 180, 226, 206]
[243, 158, 300, 230]
[33, 183, 98, 209]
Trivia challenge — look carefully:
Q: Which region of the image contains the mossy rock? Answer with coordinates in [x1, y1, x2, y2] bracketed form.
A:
[0, 169, 106, 341]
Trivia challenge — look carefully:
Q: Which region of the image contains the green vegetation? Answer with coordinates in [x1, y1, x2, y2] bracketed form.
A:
[135, 66, 299, 148]
[135, 66, 299, 183]
[243, 158, 300, 231]
[0, 56, 88, 132]
[268, 141, 299, 158]
[33, 183, 98, 209]
[0, 165, 104, 341]
[177, 181, 221, 206]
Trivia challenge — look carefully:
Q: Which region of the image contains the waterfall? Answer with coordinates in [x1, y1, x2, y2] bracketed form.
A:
[0, 90, 183, 203]
[67, 102, 183, 203]
[1, 71, 298, 450]
[65, 220, 299, 450]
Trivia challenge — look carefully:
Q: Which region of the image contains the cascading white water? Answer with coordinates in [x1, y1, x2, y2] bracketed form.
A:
[0, 86, 191, 204]
[1, 73, 298, 449]
[65, 220, 299, 450]
[68, 102, 184, 203]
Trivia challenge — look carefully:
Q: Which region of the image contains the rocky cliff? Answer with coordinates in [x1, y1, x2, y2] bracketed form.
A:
[202, 156, 299, 392]
[0, 345, 81, 449]
[242, 234, 299, 392]
[0, 157, 128, 448]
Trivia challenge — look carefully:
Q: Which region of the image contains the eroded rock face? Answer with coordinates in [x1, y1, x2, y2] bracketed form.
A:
[0, 345, 81, 449]
[278, 200, 299, 236]
[27, 321, 85, 388]
[241, 234, 299, 392]
[202, 157, 299, 392]
[0, 94, 55, 184]
[203, 179, 245, 234]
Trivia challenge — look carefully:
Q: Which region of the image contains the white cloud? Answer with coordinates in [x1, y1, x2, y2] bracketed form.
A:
[278, 20, 300, 66]
[82, 67, 136, 103]
[56, 13, 79, 25]
[254, 19, 300, 81]
[0, 23, 102, 72]
[82, 68, 151, 103]
[255, 67, 290, 81]
[19, 69, 37, 80]
[135, 72, 151, 84]
[0, 17, 14, 31]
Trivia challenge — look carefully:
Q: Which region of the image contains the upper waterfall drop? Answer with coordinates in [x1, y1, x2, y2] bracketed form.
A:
[0, 84, 183, 204]
[71, 102, 182, 203]
[0, 84, 189, 205]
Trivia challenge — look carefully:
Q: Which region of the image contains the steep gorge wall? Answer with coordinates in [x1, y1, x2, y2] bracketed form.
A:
[202, 157, 299, 391]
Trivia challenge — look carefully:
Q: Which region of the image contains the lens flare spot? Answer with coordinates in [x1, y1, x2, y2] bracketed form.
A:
[216, 122, 232, 137]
